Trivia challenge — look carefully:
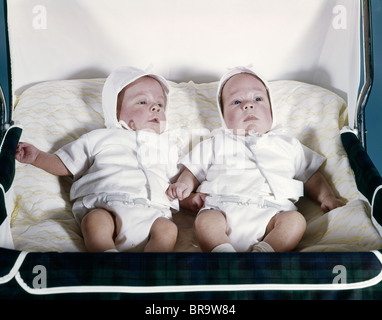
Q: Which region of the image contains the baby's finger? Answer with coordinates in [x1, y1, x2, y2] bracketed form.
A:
[199, 193, 206, 201]
[176, 188, 185, 200]
[165, 186, 176, 201]
[174, 185, 187, 200]
[180, 188, 191, 201]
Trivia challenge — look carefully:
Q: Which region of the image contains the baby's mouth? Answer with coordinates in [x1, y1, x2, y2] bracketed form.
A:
[149, 118, 159, 124]
[244, 115, 258, 122]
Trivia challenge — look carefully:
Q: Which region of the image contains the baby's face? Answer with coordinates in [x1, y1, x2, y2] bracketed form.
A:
[118, 76, 166, 134]
[221, 74, 272, 135]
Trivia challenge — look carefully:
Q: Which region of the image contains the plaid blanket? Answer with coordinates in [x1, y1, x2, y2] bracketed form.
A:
[1, 248, 382, 300]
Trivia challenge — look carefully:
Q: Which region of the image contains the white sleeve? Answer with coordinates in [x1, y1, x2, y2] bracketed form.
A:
[293, 140, 326, 183]
[54, 134, 92, 179]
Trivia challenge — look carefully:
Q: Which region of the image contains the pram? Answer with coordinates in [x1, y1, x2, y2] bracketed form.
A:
[1, 0, 382, 299]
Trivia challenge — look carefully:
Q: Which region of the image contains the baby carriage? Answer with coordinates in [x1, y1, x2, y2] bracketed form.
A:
[0, 0, 382, 300]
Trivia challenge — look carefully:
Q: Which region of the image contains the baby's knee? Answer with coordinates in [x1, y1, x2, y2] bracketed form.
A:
[195, 209, 225, 228]
[151, 217, 178, 238]
[166, 219, 178, 237]
[288, 210, 307, 232]
[273, 210, 306, 232]
[81, 209, 114, 230]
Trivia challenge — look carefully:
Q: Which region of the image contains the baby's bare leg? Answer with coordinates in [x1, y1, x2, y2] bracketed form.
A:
[144, 217, 178, 252]
[194, 209, 230, 252]
[262, 211, 306, 252]
[81, 208, 116, 252]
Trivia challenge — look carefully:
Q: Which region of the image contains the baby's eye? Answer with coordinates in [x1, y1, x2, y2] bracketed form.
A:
[138, 101, 147, 105]
[255, 97, 262, 102]
[233, 100, 241, 105]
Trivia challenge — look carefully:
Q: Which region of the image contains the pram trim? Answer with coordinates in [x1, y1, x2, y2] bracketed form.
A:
[357, 0, 374, 149]
[0, 0, 11, 127]
[1, 249, 382, 298]
[341, 129, 382, 236]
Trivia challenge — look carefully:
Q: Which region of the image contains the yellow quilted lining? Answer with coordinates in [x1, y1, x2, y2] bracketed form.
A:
[10, 79, 382, 252]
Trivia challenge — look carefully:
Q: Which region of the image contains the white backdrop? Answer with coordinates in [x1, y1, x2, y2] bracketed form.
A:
[7, 0, 360, 127]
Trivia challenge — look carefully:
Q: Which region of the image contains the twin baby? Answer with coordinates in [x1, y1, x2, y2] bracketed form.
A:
[15, 66, 345, 253]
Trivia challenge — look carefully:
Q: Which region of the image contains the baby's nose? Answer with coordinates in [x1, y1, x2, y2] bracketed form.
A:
[243, 103, 254, 110]
[151, 104, 161, 112]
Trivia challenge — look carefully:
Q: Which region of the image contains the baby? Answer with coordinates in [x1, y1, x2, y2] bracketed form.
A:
[16, 66, 182, 253]
[167, 66, 345, 253]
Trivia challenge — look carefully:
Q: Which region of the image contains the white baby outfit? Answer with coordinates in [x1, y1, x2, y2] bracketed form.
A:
[182, 67, 326, 252]
[55, 66, 182, 252]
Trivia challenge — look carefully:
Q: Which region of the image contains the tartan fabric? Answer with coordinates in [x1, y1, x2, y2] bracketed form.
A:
[0, 125, 22, 192]
[341, 132, 382, 202]
[1, 248, 382, 299]
[0, 124, 22, 225]
[341, 132, 382, 227]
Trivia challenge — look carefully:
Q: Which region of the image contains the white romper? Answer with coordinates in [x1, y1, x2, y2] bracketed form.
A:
[54, 66, 187, 252]
[184, 66, 327, 251]
[182, 129, 325, 251]
[56, 128, 182, 251]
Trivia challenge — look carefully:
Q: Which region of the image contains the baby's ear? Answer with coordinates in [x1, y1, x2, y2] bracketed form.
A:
[128, 120, 136, 130]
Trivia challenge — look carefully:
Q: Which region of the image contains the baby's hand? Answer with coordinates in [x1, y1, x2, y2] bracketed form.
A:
[180, 192, 206, 213]
[166, 182, 192, 201]
[321, 196, 346, 213]
[15, 142, 40, 164]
